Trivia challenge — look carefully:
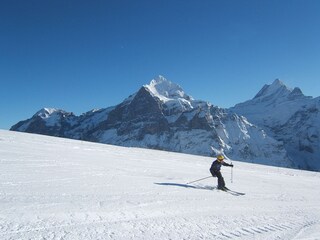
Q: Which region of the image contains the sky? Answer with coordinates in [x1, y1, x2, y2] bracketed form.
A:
[1, 0, 320, 130]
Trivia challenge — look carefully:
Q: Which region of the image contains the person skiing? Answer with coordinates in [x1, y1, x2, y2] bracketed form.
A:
[210, 155, 233, 190]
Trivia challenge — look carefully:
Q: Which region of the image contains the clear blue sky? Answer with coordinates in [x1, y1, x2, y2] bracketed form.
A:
[1, 0, 320, 130]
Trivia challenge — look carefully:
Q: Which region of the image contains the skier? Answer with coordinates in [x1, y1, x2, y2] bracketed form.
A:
[210, 155, 233, 190]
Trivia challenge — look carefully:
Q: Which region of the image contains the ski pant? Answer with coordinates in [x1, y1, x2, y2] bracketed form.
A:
[210, 169, 225, 188]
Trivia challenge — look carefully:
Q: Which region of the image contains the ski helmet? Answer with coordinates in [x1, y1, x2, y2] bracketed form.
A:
[217, 155, 224, 161]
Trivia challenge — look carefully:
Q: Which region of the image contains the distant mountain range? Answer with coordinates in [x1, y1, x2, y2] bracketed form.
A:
[11, 76, 320, 171]
[231, 79, 320, 170]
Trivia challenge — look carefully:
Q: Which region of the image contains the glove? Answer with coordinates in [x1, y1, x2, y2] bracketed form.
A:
[230, 164, 234, 167]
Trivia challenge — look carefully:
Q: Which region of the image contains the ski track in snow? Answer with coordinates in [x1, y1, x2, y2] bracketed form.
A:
[0, 130, 320, 240]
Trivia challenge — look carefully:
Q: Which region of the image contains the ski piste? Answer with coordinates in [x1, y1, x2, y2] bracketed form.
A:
[219, 187, 245, 196]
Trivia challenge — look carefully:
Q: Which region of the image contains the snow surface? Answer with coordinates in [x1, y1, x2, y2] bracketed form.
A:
[1, 130, 320, 240]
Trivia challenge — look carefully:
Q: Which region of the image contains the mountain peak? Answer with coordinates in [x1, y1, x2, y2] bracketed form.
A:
[34, 108, 60, 118]
[273, 78, 284, 86]
[144, 75, 193, 102]
[254, 79, 292, 99]
[151, 75, 167, 84]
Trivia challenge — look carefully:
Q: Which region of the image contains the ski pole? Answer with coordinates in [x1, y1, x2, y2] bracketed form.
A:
[186, 176, 212, 185]
[231, 161, 233, 183]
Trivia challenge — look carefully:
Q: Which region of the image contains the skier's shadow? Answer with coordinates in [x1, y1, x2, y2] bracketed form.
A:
[154, 182, 215, 191]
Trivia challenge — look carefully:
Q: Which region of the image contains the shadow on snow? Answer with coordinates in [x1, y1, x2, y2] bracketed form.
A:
[154, 182, 215, 191]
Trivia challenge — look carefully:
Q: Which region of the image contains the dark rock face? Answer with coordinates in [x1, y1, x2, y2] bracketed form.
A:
[89, 87, 170, 142]
[110, 87, 169, 135]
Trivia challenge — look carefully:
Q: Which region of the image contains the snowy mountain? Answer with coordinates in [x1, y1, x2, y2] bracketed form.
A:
[11, 76, 293, 169]
[231, 79, 320, 171]
[11, 107, 114, 139]
[1, 130, 320, 240]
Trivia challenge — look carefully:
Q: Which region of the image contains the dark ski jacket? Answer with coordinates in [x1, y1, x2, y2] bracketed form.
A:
[210, 160, 232, 173]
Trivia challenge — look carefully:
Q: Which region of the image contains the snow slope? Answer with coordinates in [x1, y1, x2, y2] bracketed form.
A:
[0, 130, 320, 240]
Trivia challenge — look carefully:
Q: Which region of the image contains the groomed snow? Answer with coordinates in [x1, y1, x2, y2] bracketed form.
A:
[0, 130, 320, 240]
